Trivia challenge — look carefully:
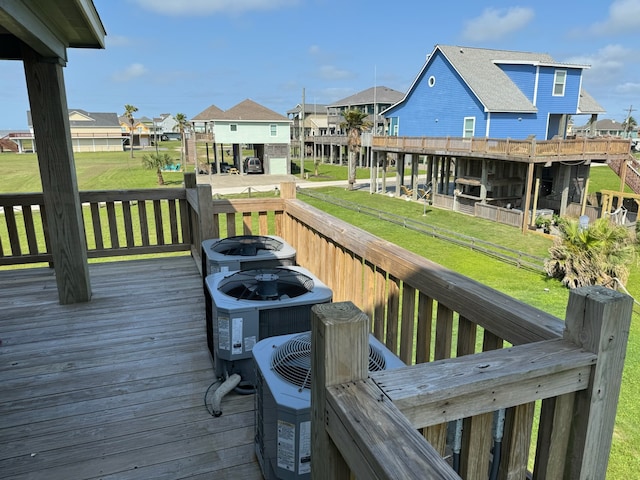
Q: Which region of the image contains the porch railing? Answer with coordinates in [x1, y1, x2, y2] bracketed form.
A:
[0, 173, 209, 267]
[1, 179, 633, 479]
[311, 134, 631, 160]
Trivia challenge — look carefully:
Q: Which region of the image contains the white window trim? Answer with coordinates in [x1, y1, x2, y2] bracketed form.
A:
[553, 70, 566, 97]
[463, 117, 475, 138]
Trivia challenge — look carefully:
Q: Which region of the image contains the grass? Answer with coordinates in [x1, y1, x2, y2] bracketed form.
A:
[292, 158, 394, 182]
[1, 150, 639, 477]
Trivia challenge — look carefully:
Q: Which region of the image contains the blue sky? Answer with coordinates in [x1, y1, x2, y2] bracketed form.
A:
[1, 0, 639, 130]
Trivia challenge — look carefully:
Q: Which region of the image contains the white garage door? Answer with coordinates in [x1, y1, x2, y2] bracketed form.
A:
[269, 157, 288, 175]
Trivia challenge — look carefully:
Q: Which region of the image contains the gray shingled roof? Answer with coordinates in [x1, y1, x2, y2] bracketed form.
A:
[409, 45, 602, 114]
[575, 118, 624, 130]
[287, 103, 329, 115]
[577, 89, 606, 114]
[214, 99, 289, 121]
[329, 86, 404, 107]
[192, 104, 225, 120]
[27, 109, 119, 127]
[437, 45, 556, 113]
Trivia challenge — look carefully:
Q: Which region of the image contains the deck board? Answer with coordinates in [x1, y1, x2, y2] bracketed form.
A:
[0, 257, 262, 480]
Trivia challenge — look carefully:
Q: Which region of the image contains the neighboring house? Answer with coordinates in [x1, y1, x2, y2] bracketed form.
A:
[383, 45, 605, 140]
[287, 103, 329, 140]
[27, 109, 122, 152]
[573, 118, 628, 138]
[118, 115, 154, 147]
[201, 99, 291, 175]
[328, 86, 404, 135]
[155, 113, 178, 135]
[191, 105, 225, 134]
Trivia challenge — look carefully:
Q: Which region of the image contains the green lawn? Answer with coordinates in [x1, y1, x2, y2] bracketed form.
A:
[1, 150, 639, 477]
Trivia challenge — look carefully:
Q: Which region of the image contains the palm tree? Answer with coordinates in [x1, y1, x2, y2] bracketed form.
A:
[123, 104, 138, 159]
[174, 113, 189, 170]
[544, 217, 637, 289]
[340, 109, 372, 190]
[141, 152, 173, 185]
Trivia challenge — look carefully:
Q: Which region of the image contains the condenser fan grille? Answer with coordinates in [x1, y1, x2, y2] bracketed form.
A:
[271, 332, 388, 390]
[211, 235, 283, 257]
[218, 268, 315, 301]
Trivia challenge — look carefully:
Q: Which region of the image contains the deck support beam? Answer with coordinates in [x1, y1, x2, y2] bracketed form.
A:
[22, 44, 91, 304]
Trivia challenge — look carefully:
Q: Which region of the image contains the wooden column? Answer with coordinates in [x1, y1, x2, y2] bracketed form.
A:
[411, 153, 419, 200]
[395, 153, 404, 196]
[559, 163, 572, 216]
[563, 286, 633, 479]
[480, 159, 488, 203]
[521, 162, 535, 234]
[311, 301, 368, 480]
[22, 45, 91, 304]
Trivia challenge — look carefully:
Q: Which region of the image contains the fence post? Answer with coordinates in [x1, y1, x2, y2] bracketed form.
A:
[563, 286, 633, 479]
[310, 301, 369, 480]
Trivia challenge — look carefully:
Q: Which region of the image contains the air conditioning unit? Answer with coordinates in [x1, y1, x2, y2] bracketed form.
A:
[253, 331, 405, 480]
[204, 266, 332, 386]
[201, 235, 296, 276]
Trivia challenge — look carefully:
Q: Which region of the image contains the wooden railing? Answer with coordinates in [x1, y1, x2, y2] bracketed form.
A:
[1, 180, 633, 478]
[310, 134, 632, 160]
[0, 173, 210, 267]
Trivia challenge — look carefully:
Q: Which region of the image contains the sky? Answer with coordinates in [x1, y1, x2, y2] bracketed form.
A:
[1, 0, 639, 130]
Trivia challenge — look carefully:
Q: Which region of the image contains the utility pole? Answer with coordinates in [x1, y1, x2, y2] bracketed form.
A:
[300, 88, 305, 179]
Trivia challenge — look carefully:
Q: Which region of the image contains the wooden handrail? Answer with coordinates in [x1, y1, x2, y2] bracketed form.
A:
[311, 289, 632, 480]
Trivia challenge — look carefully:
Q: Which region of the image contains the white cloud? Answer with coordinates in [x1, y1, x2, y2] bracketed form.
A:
[318, 65, 354, 81]
[589, 0, 640, 35]
[112, 63, 148, 82]
[566, 44, 630, 86]
[133, 0, 299, 15]
[615, 82, 640, 96]
[462, 7, 534, 42]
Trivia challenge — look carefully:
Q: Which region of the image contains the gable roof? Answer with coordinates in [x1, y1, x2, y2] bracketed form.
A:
[215, 99, 289, 122]
[27, 109, 119, 127]
[192, 104, 225, 121]
[287, 103, 329, 115]
[390, 45, 601, 115]
[329, 86, 404, 107]
[575, 118, 624, 131]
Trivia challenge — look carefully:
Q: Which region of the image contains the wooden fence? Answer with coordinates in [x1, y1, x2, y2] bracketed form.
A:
[1, 178, 633, 479]
[0, 173, 209, 267]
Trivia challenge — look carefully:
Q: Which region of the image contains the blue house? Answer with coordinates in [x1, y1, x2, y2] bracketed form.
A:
[383, 45, 605, 141]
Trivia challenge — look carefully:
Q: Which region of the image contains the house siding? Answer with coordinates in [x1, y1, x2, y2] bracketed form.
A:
[388, 51, 487, 138]
[537, 66, 581, 114]
[214, 121, 290, 144]
[500, 64, 537, 103]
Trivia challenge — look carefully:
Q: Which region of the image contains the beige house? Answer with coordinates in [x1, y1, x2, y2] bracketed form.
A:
[27, 109, 122, 152]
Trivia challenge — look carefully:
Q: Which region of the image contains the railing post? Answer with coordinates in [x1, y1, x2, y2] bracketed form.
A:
[563, 286, 633, 479]
[310, 301, 369, 480]
[279, 181, 297, 199]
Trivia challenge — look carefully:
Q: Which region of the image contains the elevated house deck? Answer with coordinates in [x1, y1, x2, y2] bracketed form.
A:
[0, 177, 633, 479]
[309, 134, 635, 231]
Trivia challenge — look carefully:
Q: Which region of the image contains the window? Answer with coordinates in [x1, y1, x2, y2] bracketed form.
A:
[553, 70, 566, 96]
[463, 117, 475, 138]
[270, 124, 277, 136]
[230, 124, 237, 132]
[428, 75, 436, 87]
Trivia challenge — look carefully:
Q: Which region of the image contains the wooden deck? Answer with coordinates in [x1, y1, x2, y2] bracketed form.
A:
[0, 256, 262, 480]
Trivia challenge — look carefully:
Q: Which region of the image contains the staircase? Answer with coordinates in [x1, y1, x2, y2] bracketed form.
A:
[607, 155, 640, 194]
